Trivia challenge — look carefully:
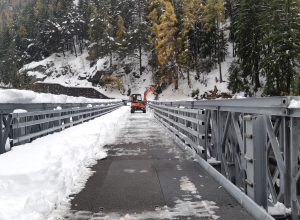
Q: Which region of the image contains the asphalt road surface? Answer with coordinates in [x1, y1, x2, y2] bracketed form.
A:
[65, 109, 253, 220]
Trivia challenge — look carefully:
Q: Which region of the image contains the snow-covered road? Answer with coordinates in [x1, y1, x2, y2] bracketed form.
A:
[0, 106, 128, 220]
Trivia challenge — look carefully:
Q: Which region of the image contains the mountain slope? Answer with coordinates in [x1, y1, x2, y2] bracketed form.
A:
[19, 50, 232, 100]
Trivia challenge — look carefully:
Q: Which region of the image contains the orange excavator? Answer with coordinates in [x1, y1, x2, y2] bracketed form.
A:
[130, 86, 158, 113]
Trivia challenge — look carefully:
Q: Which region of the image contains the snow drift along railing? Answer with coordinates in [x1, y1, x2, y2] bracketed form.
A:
[149, 97, 300, 220]
[0, 101, 123, 154]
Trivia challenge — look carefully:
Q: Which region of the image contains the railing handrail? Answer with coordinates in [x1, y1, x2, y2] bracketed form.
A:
[0, 101, 123, 154]
[0, 101, 121, 114]
[150, 96, 300, 116]
[150, 97, 300, 220]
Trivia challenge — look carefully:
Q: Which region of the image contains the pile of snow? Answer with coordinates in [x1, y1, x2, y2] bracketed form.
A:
[288, 99, 300, 108]
[180, 176, 198, 194]
[0, 106, 128, 220]
[268, 202, 291, 216]
[0, 88, 119, 103]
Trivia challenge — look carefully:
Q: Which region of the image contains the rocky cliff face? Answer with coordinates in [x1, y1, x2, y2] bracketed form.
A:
[0, 0, 33, 30]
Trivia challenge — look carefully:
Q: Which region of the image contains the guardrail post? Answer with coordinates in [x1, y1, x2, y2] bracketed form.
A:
[0, 114, 12, 154]
[245, 115, 267, 209]
[245, 115, 255, 200]
[253, 116, 268, 209]
[203, 110, 211, 161]
[217, 108, 222, 161]
[283, 117, 291, 208]
[0, 114, 3, 154]
[290, 117, 300, 220]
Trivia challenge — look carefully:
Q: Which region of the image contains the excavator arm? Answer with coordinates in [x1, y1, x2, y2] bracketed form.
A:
[144, 86, 158, 102]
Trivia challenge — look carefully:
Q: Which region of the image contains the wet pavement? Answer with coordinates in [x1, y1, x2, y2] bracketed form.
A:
[65, 108, 254, 220]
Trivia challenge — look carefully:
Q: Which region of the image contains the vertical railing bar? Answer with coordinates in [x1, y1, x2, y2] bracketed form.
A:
[0, 114, 3, 154]
[204, 110, 211, 161]
[290, 117, 300, 220]
[283, 116, 291, 207]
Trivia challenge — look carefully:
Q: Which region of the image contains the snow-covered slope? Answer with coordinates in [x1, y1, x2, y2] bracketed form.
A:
[19, 48, 233, 101]
[159, 60, 232, 101]
[19, 50, 154, 99]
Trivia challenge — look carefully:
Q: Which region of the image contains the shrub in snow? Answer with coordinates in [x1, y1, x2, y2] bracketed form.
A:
[191, 89, 199, 99]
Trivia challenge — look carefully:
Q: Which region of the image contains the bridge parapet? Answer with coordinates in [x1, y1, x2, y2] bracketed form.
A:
[149, 97, 300, 220]
[0, 101, 122, 155]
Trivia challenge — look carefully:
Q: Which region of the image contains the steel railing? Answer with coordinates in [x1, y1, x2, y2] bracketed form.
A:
[0, 101, 123, 154]
[149, 96, 300, 220]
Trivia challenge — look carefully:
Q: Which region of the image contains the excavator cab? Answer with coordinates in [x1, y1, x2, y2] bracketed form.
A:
[130, 94, 146, 113]
[130, 86, 158, 114]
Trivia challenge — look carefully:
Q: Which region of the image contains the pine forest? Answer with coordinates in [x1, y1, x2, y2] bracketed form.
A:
[0, 0, 299, 97]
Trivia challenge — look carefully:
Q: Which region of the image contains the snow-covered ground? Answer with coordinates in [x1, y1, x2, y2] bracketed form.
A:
[0, 106, 128, 220]
[19, 50, 153, 100]
[0, 88, 120, 103]
[159, 61, 231, 101]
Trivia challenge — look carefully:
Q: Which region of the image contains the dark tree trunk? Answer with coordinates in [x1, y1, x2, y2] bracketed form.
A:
[138, 0, 143, 76]
[232, 41, 235, 57]
[139, 45, 142, 75]
[187, 69, 191, 88]
[218, 61, 222, 83]
[73, 38, 77, 57]
[110, 51, 113, 69]
[174, 65, 179, 90]
[217, 22, 223, 83]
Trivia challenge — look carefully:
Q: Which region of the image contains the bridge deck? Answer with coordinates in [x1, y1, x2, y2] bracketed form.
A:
[66, 109, 253, 219]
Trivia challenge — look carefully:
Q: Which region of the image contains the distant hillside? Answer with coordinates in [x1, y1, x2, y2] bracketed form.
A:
[0, 0, 33, 30]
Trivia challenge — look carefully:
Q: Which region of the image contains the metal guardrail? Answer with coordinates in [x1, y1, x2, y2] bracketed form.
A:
[149, 97, 300, 220]
[0, 101, 123, 154]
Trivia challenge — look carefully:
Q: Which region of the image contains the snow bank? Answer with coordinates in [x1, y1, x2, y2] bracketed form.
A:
[0, 88, 119, 103]
[0, 106, 128, 220]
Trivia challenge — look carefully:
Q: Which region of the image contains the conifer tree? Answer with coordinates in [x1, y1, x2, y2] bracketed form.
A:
[234, 0, 262, 92]
[203, 0, 226, 82]
[179, 0, 204, 87]
[260, 0, 300, 95]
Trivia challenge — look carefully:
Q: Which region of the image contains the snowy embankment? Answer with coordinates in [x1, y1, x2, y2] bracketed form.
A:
[0, 88, 120, 103]
[0, 106, 129, 220]
[19, 50, 152, 100]
[19, 46, 233, 101]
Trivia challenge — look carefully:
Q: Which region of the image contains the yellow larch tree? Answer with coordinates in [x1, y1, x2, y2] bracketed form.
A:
[148, 0, 178, 88]
[116, 15, 126, 45]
